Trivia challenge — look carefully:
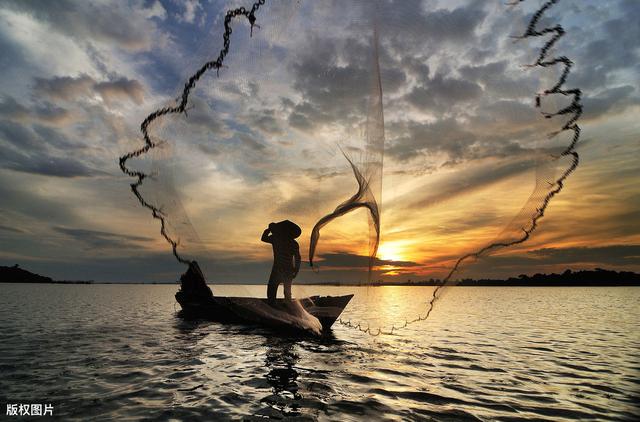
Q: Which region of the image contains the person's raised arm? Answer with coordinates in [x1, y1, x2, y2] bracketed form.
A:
[261, 226, 272, 243]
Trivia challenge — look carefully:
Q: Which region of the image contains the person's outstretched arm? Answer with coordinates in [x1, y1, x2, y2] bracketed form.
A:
[261, 227, 272, 243]
[293, 241, 301, 277]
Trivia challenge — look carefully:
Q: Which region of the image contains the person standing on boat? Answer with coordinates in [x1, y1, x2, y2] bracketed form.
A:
[261, 220, 302, 305]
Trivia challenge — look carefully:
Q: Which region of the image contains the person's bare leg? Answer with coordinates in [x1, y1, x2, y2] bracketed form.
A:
[267, 279, 279, 306]
[284, 280, 292, 301]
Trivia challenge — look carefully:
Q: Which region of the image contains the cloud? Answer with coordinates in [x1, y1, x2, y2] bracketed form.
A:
[236, 133, 266, 152]
[33, 75, 94, 101]
[0, 96, 74, 126]
[0, 182, 78, 224]
[288, 35, 406, 132]
[53, 226, 152, 250]
[0, 119, 101, 177]
[459, 60, 535, 98]
[0, 96, 31, 121]
[176, 0, 202, 24]
[0, 0, 637, 284]
[2, 0, 161, 51]
[582, 85, 637, 121]
[380, 0, 487, 52]
[145, 1, 167, 21]
[529, 245, 640, 266]
[0, 224, 24, 234]
[5, 252, 185, 283]
[246, 109, 283, 135]
[35, 75, 144, 105]
[317, 252, 420, 268]
[397, 157, 537, 212]
[406, 74, 483, 111]
[181, 97, 226, 133]
[0, 120, 41, 150]
[292, 52, 372, 124]
[387, 118, 478, 162]
[0, 149, 100, 177]
[470, 245, 640, 276]
[94, 78, 144, 105]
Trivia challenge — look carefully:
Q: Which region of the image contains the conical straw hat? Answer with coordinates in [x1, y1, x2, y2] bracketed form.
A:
[274, 220, 301, 239]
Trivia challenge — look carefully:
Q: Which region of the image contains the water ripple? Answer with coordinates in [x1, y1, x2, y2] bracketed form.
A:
[0, 284, 638, 420]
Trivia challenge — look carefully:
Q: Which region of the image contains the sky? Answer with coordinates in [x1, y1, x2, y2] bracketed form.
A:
[0, 0, 638, 283]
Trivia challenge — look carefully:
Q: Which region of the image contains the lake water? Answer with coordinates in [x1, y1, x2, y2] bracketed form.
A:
[0, 284, 638, 421]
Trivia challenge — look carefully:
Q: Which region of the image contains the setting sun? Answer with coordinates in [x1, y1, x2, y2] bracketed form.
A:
[378, 242, 405, 262]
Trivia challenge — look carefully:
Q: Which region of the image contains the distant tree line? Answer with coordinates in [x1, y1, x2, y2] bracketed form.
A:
[0, 265, 92, 284]
[414, 268, 640, 287]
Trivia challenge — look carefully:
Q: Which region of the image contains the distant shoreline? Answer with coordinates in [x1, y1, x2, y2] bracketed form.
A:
[4, 282, 638, 287]
[2, 265, 639, 286]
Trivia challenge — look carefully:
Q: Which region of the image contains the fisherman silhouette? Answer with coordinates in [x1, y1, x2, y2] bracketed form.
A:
[261, 220, 302, 305]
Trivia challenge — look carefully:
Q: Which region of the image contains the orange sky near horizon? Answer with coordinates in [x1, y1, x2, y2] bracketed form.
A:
[0, 1, 638, 283]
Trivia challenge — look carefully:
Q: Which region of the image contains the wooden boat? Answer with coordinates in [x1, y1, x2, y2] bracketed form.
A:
[175, 292, 353, 334]
[174, 261, 352, 334]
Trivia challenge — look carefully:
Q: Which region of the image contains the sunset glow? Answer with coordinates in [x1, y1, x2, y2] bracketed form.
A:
[0, 0, 637, 284]
[378, 242, 405, 263]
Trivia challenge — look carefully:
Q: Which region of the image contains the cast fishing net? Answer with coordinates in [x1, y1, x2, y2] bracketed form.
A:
[120, 0, 583, 336]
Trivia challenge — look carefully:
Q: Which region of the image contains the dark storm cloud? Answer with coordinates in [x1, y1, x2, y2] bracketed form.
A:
[318, 252, 420, 268]
[35, 75, 144, 105]
[2, 0, 157, 51]
[53, 226, 152, 250]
